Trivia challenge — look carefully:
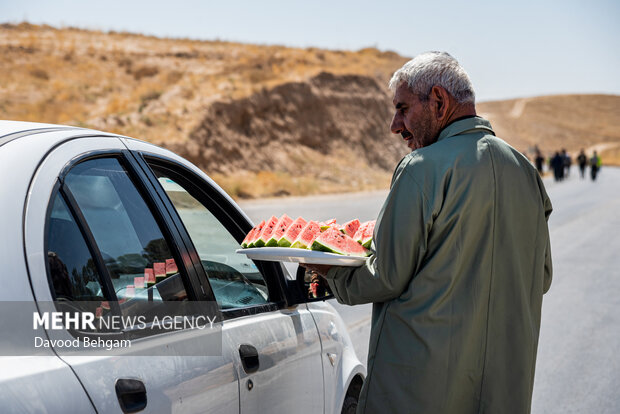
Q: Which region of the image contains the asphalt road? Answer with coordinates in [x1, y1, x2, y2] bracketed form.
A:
[239, 166, 620, 414]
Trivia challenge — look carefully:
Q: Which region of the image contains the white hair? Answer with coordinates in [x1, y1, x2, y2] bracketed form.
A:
[388, 51, 475, 104]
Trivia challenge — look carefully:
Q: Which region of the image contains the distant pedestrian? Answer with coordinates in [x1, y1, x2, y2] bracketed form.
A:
[562, 149, 571, 177]
[535, 150, 545, 175]
[550, 151, 564, 181]
[590, 151, 601, 181]
[577, 149, 587, 179]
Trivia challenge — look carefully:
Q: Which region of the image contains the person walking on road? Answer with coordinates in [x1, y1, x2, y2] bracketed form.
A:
[550, 151, 564, 181]
[535, 148, 545, 175]
[562, 149, 572, 178]
[590, 150, 601, 181]
[577, 149, 587, 179]
[305, 52, 553, 414]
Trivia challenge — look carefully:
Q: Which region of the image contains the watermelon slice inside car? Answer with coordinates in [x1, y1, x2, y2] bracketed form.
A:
[144, 268, 155, 287]
[278, 217, 307, 247]
[166, 258, 178, 275]
[154, 262, 166, 283]
[312, 227, 370, 257]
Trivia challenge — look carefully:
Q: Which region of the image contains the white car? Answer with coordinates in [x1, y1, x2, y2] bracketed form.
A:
[0, 121, 365, 414]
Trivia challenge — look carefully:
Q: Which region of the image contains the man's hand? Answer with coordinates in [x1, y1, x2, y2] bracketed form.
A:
[302, 264, 333, 277]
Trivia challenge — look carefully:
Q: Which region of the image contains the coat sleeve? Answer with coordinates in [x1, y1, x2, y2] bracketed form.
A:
[324, 166, 431, 305]
[543, 194, 553, 294]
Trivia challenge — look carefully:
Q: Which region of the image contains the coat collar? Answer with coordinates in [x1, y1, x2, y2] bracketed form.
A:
[436, 116, 495, 143]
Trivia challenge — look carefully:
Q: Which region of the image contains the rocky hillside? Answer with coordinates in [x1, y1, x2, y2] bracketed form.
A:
[2, 23, 619, 198]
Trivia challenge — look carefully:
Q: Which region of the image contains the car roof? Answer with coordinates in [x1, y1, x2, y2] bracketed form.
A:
[0, 120, 85, 136]
[0, 120, 97, 146]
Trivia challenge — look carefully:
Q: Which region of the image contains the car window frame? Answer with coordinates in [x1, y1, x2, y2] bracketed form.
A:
[131, 151, 290, 319]
[44, 150, 218, 328]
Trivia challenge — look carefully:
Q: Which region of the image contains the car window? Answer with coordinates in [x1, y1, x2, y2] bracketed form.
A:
[61, 157, 189, 314]
[47, 192, 106, 305]
[148, 166, 270, 310]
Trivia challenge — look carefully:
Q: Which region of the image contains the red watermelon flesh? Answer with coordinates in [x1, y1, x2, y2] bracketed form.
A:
[246, 220, 266, 248]
[291, 221, 321, 249]
[242, 221, 263, 248]
[154, 262, 167, 283]
[254, 216, 280, 247]
[166, 258, 178, 275]
[278, 217, 307, 247]
[319, 218, 338, 231]
[312, 227, 370, 257]
[340, 219, 361, 238]
[144, 268, 156, 286]
[353, 220, 376, 248]
[266, 214, 293, 247]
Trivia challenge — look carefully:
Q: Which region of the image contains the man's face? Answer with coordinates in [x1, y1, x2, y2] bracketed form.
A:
[390, 82, 439, 151]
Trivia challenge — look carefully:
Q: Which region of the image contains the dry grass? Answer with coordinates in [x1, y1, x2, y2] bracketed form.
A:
[600, 145, 620, 166]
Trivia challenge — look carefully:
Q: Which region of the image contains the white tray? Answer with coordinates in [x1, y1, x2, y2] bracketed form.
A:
[236, 247, 368, 267]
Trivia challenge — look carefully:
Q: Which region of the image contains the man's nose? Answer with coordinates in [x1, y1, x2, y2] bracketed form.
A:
[391, 114, 403, 135]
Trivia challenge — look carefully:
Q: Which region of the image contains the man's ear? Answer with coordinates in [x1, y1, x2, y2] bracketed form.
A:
[429, 85, 451, 121]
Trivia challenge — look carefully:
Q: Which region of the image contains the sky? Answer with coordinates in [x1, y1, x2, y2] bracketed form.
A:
[2, 0, 619, 102]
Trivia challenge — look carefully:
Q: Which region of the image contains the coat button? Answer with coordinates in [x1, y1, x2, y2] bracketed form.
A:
[247, 379, 254, 391]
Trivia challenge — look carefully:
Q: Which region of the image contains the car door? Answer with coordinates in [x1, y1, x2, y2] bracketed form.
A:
[25, 136, 239, 413]
[123, 138, 325, 414]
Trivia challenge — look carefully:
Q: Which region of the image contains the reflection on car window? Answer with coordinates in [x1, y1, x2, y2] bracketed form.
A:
[47, 193, 105, 305]
[150, 168, 269, 309]
[63, 157, 188, 316]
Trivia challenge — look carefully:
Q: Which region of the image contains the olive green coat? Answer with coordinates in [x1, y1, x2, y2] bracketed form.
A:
[326, 117, 552, 414]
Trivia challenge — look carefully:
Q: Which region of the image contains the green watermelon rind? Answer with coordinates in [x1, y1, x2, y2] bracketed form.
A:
[311, 239, 370, 257]
[265, 237, 280, 247]
[310, 240, 334, 253]
[290, 240, 309, 249]
[277, 237, 293, 248]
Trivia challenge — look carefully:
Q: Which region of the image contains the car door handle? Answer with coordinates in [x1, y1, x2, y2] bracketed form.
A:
[239, 344, 260, 374]
[115, 378, 147, 413]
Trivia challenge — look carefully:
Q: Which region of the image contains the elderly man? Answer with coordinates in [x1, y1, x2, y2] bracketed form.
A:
[306, 52, 552, 413]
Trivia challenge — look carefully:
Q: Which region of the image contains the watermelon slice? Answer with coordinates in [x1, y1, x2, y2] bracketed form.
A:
[145, 268, 156, 287]
[311, 227, 370, 257]
[242, 221, 263, 248]
[134, 276, 145, 289]
[246, 220, 266, 248]
[154, 262, 166, 283]
[291, 221, 321, 249]
[266, 214, 293, 247]
[125, 285, 135, 298]
[253, 215, 279, 248]
[319, 218, 337, 231]
[166, 258, 178, 275]
[353, 220, 375, 248]
[340, 219, 361, 238]
[278, 217, 307, 247]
